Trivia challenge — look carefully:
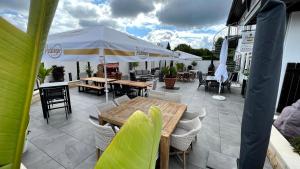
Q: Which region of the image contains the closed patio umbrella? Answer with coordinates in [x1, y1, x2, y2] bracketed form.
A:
[239, 0, 286, 169]
[213, 38, 228, 100]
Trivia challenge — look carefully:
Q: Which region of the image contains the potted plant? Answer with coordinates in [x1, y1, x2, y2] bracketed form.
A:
[130, 62, 139, 70]
[37, 63, 52, 83]
[162, 66, 177, 89]
[85, 63, 94, 77]
[51, 65, 65, 82]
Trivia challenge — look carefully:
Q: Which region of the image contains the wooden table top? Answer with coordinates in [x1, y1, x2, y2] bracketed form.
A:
[80, 77, 116, 83]
[112, 80, 151, 88]
[99, 97, 187, 138]
[40, 82, 69, 88]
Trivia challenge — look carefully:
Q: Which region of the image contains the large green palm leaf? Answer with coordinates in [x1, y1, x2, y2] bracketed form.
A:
[95, 106, 163, 169]
[0, 0, 58, 168]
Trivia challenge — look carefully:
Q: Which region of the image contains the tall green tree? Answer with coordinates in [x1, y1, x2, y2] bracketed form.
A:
[0, 0, 59, 168]
[174, 44, 192, 53]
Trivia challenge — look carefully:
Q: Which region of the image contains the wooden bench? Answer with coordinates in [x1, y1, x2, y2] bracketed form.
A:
[77, 84, 104, 95]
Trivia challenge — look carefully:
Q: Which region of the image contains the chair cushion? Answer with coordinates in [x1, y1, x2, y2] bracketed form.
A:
[136, 70, 142, 75]
[172, 127, 189, 135]
[142, 70, 149, 75]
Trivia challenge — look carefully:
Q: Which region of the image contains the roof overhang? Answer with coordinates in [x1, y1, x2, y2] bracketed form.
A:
[227, 0, 300, 26]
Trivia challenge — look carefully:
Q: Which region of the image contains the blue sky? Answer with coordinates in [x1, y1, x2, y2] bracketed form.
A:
[0, 0, 232, 49]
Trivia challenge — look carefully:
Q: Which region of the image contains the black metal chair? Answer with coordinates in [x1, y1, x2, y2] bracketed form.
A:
[112, 83, 125, 98]
[198, 71, 205, 88]
[122, 85, 138, 98]
[43, 87, 70, 123]
[129, 71, 137, 81]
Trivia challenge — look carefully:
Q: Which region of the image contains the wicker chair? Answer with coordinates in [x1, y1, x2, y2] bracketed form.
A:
[181, 108, 207, 122]
[171, 118, 202, 169]
[113, 95, 131, 106]
[89, 119, 118, 158]
[89, 101, 117, 120]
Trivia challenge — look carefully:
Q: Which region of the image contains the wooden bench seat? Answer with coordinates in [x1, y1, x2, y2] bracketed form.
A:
[77, 84, 104, 95]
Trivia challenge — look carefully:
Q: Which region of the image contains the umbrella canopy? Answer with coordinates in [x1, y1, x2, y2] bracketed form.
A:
[42, 26, 174, 63]
[42, 26, 174, 102]
[175, 51, 202, 61]
[214, 38, 228, 82]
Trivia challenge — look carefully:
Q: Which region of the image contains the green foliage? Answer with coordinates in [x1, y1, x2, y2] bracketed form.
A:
[0, 0, 58, 168]
[130, 62, 139, 70]
[290, 137, 300, 155]
[52, 65, 65, 82]
[161, 66, 169, 76]
[95, 106, 163, 169]
[191, 61, 197, 67]
[161, 66, 177, 78]
[174, 44, 213, 60]
[176, 63, 185, 72]
[169, 66, 177, 77]
[85, 63, 93, 77]
[38, 63, 53, 83]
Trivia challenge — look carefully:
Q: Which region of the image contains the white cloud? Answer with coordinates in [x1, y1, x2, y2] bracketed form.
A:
[145, 29, 215, 49]
[0, 0, 225, 50]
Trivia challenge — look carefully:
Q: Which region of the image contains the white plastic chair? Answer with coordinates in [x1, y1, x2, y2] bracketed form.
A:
[113, 95, 131, 106]
[171, 118, 202, 169]
[89, 119, 118, 158]
[89, 101, 117, 120]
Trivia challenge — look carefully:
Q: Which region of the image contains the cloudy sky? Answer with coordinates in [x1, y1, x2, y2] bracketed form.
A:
[0, 0, 232, 49]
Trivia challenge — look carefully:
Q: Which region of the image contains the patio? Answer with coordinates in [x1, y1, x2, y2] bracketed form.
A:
[22, 80, 273, 169]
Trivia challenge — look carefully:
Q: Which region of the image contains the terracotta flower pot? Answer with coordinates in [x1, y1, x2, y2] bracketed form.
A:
[164, 77, 176, 89]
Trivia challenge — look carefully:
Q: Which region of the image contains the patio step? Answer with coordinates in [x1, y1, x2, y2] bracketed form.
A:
[206, 151, 238, 169]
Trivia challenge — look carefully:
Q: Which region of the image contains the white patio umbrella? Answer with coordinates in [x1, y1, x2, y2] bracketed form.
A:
[42, 26, 174, 102]
[175, 51, 202, 61]
[213, 38, 228, 101]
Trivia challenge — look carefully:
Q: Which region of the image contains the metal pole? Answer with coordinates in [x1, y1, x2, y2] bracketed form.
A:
[104, 56, 108, 103]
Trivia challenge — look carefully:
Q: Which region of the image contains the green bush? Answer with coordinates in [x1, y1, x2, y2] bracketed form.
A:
[175, 63, 184, 72]
[191, 61, 197, 67]
[290, 137, 300, 155]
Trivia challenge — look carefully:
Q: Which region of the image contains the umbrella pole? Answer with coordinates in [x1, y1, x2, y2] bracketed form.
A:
[218, 80, 221, 94]
[212, 76, 226, 101]
[104, 56, 108, 103]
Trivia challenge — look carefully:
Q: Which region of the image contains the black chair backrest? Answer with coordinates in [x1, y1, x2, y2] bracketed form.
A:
[129, 72, 136, 81]
[198, 71, 203, 82]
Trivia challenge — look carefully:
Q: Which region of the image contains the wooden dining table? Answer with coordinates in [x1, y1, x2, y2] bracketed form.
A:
[98, 97, 187, 169]
[112, 80, 152, 96]
[80, 77, 117, 84]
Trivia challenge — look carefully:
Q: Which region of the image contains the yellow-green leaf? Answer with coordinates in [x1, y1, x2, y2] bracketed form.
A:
[95, 106, 163, 169]
[0, 0, 58, 168]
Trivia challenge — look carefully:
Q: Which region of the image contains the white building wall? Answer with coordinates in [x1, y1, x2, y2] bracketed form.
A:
[277, 11, 300, 105]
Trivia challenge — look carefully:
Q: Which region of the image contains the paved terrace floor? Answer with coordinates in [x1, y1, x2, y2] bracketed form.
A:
[22, 80, 273, 169]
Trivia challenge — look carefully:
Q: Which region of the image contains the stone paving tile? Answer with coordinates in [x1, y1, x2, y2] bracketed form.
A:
[22, 81, 273, 169]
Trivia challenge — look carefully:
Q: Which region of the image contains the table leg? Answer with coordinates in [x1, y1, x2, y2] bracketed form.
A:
[66, 86, 72, 113]
[98, 116, 106, 125]
[160, 136, 170, 169]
